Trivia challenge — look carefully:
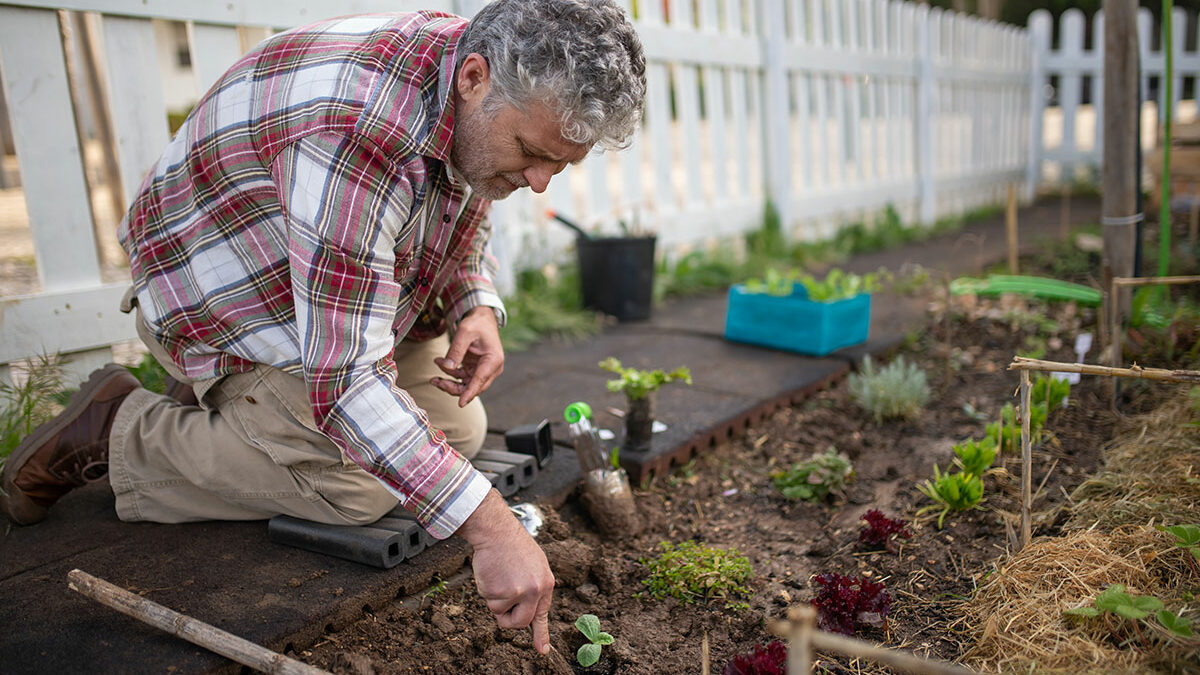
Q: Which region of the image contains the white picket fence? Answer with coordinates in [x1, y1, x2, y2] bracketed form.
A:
[1032, 6, 1200, 184]
[0, 0, 1034, 385]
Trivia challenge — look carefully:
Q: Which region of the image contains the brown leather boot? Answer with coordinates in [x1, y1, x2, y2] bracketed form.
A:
[162, 374, 199, 406]
[1, 364, 140, 525]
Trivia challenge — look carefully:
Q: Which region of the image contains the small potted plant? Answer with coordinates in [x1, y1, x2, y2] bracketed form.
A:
[599, 357, 692, 453]
[724, 267, 884, 356]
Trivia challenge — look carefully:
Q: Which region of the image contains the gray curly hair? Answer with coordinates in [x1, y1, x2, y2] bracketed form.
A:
[456, 0, 646, 150]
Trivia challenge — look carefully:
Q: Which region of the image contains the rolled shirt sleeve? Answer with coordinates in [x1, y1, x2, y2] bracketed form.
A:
[272, 132, 490, 539]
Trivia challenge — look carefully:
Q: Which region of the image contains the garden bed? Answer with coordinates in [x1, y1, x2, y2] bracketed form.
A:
[295, 285, 1185, 675]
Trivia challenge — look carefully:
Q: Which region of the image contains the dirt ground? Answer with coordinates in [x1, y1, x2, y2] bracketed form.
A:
[298, 281, 1145, 675]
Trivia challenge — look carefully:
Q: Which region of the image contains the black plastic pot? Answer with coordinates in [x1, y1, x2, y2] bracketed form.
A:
[576, 235, 656, 321]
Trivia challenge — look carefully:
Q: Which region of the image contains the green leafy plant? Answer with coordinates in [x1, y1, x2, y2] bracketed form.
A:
[952, 437, 997, 477]
[1031, 374, 1071, 412]
[599, 357, 692, 401]
[917, 465, 984, 529]
[0, 355, 68, 469]
[640, 540, 753, 609]
[574, 614, 614, 667]
[499, 267, 601, 351]
[771, 447, 855, 502]
[847, 356, 930, 423]
[125, 352, 171, 395]
[1158, 524, 1200, 576]
[795, 268, 884, 302]
[986, 402, 1049, 455]
[742, 266, 796, 296]
[1064, 584, 1194, 640]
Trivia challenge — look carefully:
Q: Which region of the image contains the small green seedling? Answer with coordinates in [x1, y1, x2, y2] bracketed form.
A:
[640, 540, 753, 609]
[1158, 524, 1200, 576]
[771, 447, 855, 502]
[574, 614, 614, 667]
[1064, 584, 1194, 640]
[952, 437, 997, 477]
[743, 266, 796, 296]
[847, 356, 930, 423]
[917, 465, 983, 529]
[986, 402, 1048, 455]
[609, 446, 621, 471]
[1031, 374, 1071, 412]
[599, 357, 692, 401]
[795, 268, 885, 302]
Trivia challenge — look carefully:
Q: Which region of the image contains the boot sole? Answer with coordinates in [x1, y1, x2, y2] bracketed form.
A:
[1, 364, 133, 525]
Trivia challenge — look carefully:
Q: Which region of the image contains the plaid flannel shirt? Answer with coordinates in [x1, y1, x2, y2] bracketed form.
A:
[117, 12, 503, 539]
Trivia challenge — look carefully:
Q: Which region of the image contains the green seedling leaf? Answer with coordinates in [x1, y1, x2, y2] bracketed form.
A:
[595, 631, 614, 646]
[577, 643, 602, 667]
[1063, 607, 1102, 618]
[1160, 524, 1200, 547]
[1114, 605, 1151, 620]
[1157, 610, 1194, 637]
[1094, 585, 1133, 612]
[1132, 596, 1164, 613]
[575, 614, 601, 643]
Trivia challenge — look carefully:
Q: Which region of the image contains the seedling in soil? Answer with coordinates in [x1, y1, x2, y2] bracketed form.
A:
[771, 447, 854, 502]
[858, 509, 912, 552]
[795, 267, 885, 302]
[847, 355, 930, 423]
[639, 540, 753, 609]
[952, 437, 997, 477]
[811, 572, 892, 636]
[721, 641, 787, 675]
[1063, 584, 1194, 641]
[1157, 524, 1200, 576]
[917, 465, 983, 529]
[574, 614, 614, 667]
[986, 401, 1048, 455]
[599, 357, 692, 402]
[1031, 373, 1071, 411]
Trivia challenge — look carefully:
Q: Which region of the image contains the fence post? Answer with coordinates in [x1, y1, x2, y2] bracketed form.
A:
[1027, 10, 1051, 201]
[915, 5, 936, 225]
[760, 0, 792, 231]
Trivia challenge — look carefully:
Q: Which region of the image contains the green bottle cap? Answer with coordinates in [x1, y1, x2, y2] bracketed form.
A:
[563, 401, 592, 423]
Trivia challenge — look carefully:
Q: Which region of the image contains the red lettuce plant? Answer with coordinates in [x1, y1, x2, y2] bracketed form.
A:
[811, 573, 892, 635]
[858, 509, 912, 552]
[722, 641, 787, 675]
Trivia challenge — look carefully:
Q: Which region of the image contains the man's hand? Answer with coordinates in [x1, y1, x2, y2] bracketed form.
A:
[456, 489, 555, 654]
[432, 306, 504, 407]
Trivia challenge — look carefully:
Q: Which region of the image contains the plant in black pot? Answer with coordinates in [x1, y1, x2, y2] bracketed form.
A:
[599, 357, 692, 454]
[548, 210, 656, 322]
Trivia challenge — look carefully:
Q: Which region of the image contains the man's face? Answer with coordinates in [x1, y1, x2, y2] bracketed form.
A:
[451, 94, 591, 201]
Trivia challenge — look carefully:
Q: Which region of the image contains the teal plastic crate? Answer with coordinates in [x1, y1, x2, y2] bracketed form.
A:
[724, 283, 871, 356]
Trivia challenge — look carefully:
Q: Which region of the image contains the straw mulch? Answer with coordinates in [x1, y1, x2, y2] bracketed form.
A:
[957, 389, 1200, 674]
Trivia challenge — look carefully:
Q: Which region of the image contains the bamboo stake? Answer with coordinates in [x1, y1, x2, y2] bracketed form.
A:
[1019, 370, 1033, 550]
[701, 630, 710, 675]
[788, 605, 815, 674]
[1112, 274, 1200, 288]
[774, 606, 978, 675]
[1007, 356, 1200, 384]
[67, 569, 329, 675]
[1006, 184, 1019, 274]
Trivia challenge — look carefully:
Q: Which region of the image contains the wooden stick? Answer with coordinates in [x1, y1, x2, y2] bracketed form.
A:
[1006, 184, 1019, 274]
[701, 630, 710, 675]
[67, 569, 329, 675]
[1007, 356, 1200, 384]
[787, 605, 815, 675]
[1111, 274, 1200, 288]
[1019, 370, 1033, 551]
[774, 606, 978, 675]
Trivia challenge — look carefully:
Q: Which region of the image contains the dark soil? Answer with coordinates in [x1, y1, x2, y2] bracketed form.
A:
[300, 287, 1157, 675]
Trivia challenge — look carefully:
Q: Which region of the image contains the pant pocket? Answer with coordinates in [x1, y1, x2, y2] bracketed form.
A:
[229, 367, 342, 470]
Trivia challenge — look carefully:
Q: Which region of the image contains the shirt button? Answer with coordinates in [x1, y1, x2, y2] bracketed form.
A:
[244, 395, 257, 404]
[442, 214, 451, 223]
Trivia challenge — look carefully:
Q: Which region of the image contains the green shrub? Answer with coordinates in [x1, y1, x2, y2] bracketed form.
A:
[848, 356, 930, 423]
[640, 540, 753, 609]
[771, 447, 855, 502]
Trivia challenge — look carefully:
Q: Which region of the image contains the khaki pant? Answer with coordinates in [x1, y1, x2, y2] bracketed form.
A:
[109, 307, 487, 525]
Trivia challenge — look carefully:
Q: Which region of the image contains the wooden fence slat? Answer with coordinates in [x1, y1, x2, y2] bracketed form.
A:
[101, 15, 171, 206]
[0, 6, 101, 290]
[188, 22, 244, 99]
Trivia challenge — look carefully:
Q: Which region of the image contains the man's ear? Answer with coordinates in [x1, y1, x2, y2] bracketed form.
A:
[456, 52, 491, 104]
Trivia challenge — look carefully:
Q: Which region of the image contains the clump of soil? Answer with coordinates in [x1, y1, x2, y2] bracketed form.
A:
[302, 290, 1141, 675]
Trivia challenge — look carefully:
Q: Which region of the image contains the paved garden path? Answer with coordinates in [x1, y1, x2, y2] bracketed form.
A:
[0, 195, 1099, 675]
